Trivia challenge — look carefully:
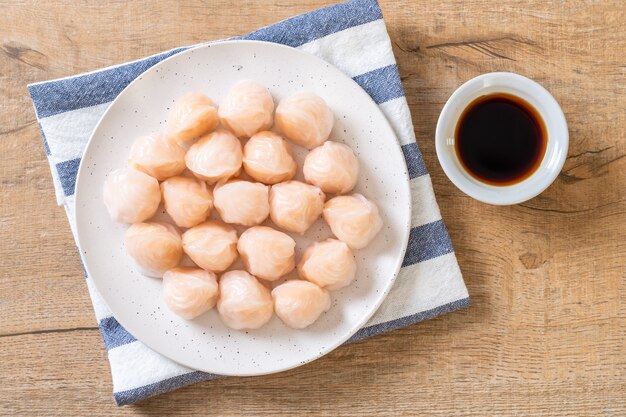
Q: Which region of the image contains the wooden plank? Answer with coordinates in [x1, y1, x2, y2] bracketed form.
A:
[0, 0, 624, 415]
[1, 330, 625, 416]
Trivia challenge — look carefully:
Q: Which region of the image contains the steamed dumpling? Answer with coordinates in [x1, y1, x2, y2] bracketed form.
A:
[124, 222, 183, 277]
[217, 270, 273, 330]
[103, 168, 161, 223]
[271, 280, 331, 329]
[298, 239, 356, 290]
[243, 131, 297, 184]
[185, 129, 242, 183]
[269, 181, 325, 234]
[303, 141, 359, 194]
[213, 180, 269, 226]
[160, 176, 213, 228]
[167, 92, 219, 144]
[323, 194, 383, 249]
[218, 80, 274, 138]
[237, 226, 295, 281]
[182, 220, 238, 272]
[275, 91, 334, 149]
[163, 267, 218, 319]
[127, 132, 186, 181]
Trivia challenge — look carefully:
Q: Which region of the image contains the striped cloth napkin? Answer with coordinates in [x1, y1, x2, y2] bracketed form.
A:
[28, 0, 469, 405]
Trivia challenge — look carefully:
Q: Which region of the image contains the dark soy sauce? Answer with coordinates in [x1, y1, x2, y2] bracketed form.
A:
[455, 93, 547, 186]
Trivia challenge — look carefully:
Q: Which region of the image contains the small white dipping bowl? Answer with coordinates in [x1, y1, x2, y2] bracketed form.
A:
[435, 72, 568, 205]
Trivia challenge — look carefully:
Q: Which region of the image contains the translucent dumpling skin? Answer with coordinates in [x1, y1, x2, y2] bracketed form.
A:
[185, 129, 243, 183]
[217, 270, 274, 330]
[124, 222, 183, 277]
[182, 220, 238, 272]
[167, 92, 219, 144]
[271, 280, 331, 329]
[163, 267, 218, 319]
[243, 131, 297, 184]
[128, 132, 186, 181]
[269, 181, 325, 234]
[213, 180, 270, 226]
[323, 194, 383, 249]
[161, 176, 213, 228]
[103, 168, 161, 223]
[298, 239, 356, 290]
[303, 141, 359, 194]
[275, 92, 334, 149]
[237, 226, 295, 281]
[218, 80, 274, 138]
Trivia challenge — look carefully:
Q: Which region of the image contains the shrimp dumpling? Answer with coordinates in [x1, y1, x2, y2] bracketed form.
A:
[218, 80, 274, 138]
[185, 129, 243, 183]
[298, 239, 356, 290]
[182, 220, 238, 272]
[275, 91, 334, 149]
[323, 194, 383, 249]
[163, 267, 218, 319]
[243, 131, 297, 184]
[167, 92, 219, 144]
[217, 270, 273, 330]
[237, 226, 295, 281]
[303, 141, 359, 194]
[124, 222, 183, 277]
[103, 168, 161, 223]
[272, 280, 331, 329]
[128, 132, 186, 181]
[269, 181, 325, 234]
[161, 176, 213, 228]
[213, 180, 269, 226]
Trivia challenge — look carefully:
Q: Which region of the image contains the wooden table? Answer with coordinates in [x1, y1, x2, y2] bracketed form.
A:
[1, 1, 624, 415]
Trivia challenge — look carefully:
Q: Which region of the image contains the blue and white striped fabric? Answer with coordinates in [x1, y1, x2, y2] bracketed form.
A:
[28, 0, 469, 405]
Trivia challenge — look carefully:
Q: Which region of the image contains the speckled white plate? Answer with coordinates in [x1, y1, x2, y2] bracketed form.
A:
[75, 40, 411, 376]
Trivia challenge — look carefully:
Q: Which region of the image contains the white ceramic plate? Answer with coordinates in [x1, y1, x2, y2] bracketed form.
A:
[76, 40, 411, 376]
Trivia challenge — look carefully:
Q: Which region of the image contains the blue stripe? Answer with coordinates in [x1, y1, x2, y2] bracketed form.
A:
[347, 297, 470, 343]
[402, 142, 428, 178]
[99, 316, 137, 351]
[55, 157, 81, 196]
[114, 297, 470, 405]
[38, 122, 51, 155]
[28, 47, 187, 119]
[240, 0, 382, 47]
[79, 255, 88, 278]
[352, 64, 404, 104]
[114, 371, 219, 406]
[402, 220, 454, 267]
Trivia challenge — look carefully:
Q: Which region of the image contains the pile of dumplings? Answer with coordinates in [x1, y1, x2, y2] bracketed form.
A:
[103, 80, 383, 330]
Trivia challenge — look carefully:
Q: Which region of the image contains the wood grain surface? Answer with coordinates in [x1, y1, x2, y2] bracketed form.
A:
[1, 0, 624, 415]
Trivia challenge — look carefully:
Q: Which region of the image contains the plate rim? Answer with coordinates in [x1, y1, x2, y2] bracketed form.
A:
[75, 39, 412, 376]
